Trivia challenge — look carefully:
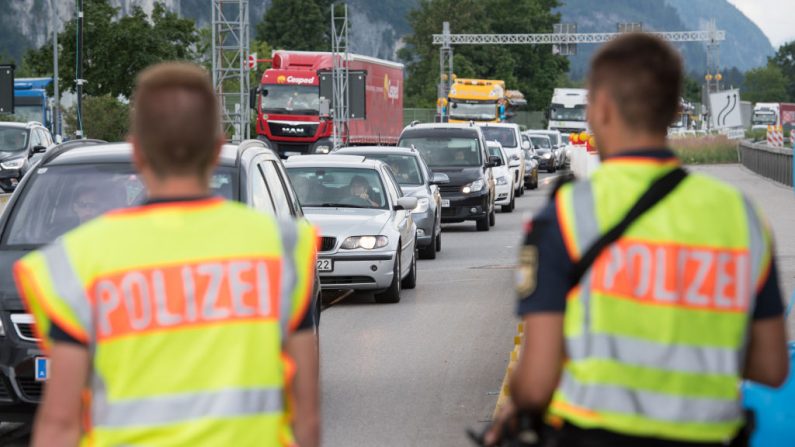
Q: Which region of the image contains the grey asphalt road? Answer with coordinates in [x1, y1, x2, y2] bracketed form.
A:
[319, 173, 559, 447]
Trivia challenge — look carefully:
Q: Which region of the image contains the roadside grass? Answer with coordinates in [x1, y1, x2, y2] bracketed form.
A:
[670, 135, 739, 164]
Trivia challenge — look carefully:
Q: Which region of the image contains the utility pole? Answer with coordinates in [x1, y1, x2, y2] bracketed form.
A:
[51, 0, 60, 139]
[75, 0, 85, 139]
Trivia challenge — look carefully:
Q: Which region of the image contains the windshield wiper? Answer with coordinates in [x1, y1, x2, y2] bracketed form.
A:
[316, 203, 367, 208]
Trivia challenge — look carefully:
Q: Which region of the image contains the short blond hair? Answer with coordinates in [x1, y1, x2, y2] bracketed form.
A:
[130, 62, 220, 178]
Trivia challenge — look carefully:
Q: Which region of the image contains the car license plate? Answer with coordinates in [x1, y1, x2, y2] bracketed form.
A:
[284, 151, 301, 157]
[316, 258, 334, 272]
[441, 199, 450, 208]
[35, 356, 49, 381]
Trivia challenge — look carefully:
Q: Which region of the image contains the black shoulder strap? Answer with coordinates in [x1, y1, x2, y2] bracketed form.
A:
[570, 167, 688, 284]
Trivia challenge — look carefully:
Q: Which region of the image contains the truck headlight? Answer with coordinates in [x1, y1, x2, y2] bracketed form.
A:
[341, 235, 389, 250]
[0, 158, 25, 170]
[411, 197, 430, 214]
[496, 176, 508, 185]
[462, 179, 484, 194]
[315, 145, 331, 154]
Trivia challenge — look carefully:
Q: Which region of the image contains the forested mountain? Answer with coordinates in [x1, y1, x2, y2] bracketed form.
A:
[0, 0, 776, 75]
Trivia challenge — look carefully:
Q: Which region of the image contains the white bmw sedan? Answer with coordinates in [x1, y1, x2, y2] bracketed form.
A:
[285, 155, 418, 303]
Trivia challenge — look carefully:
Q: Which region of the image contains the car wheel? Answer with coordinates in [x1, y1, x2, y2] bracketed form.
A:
[489, 208, 496, 227]
[419, 229, 437, 259]
[516, 181, 523, 197]
[435, 231, 442, 252]
[501, 192, 514, 213]
[532, 172, 539, 189]
[476, 215, 490, 231]
[375, 249, 401, 303]
[401, 248, 417, 289]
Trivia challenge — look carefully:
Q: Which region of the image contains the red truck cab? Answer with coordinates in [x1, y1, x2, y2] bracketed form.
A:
[256, 50, 404, 157]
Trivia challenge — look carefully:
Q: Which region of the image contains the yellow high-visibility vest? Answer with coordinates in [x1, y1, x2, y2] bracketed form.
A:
[14, 198, 317, 446]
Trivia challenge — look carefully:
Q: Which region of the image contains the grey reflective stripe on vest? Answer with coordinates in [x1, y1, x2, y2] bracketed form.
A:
[92, 386, 283, 428]
[559, 371, 742, 424]
[40, 239, 92, 336]
[742, 196, 765, 303]
[278, 220, 299, 339]
[567, 333, 740, 376]
[570, 181, 601, 257]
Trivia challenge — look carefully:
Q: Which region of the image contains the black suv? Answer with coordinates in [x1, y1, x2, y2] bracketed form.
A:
[0, 139, 320, 422]
[0, 121, 55, 192]
[398, 123, 497, 232]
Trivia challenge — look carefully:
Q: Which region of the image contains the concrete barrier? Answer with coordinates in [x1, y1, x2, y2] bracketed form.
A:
[738, 140, 793, 187]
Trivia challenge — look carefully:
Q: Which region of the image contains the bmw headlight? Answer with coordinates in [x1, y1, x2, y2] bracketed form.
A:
[496, 176, 508, 185]
[412, 197, 430, 214]
[341, 235, 389, 250]
[315, 145, 331, 154]
[462, 179, 485, 194]
[0, 158, 25, 170]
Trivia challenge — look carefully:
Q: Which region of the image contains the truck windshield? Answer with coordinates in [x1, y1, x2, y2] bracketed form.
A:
[481, 127, 517, 148]
[449, 100, 496, 121]
[753, 113, 777, 125]
[399, 135, 482, 168]
[261, 84, 319, 115]
[0, 127, 29, 152]
[550, 104, 586, 122]
[11, 105, 43, 124]
[4, 164, 237, 246]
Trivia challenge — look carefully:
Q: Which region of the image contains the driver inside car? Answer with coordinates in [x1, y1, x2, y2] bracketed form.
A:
[349, 175, 380, 207]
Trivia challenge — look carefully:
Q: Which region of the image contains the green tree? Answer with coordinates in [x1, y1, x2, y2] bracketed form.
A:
[770, 41, 795, 101]
[742, 65, 788, 103]
[257, 0, 327, 51]
[682, 75, 702, 103]
[64, 95, 129, 141]
[398, 0, 568, 109]
[23, 0, 198, 98]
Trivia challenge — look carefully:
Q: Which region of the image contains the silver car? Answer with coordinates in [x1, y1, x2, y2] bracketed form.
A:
[334, 146, 449, 259]
[285, 155, 418, 303]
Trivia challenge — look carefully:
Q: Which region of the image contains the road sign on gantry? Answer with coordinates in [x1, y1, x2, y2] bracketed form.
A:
[708, 89, 741, 129]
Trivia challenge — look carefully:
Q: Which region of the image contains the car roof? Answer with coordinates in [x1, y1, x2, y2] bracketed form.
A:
[284, 154, 385, 170]
[39, 141, 267, 167]
[401, 122, 483, 133]
[486, 140, 503, 147]
[528, 129, 559, 134]
[334, 146, 421, 157]
[0, 121, 41, 130]
[477, 122, 520, 129]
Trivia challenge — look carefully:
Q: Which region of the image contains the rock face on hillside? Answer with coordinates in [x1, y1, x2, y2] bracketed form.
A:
[1, 0, 775, 74]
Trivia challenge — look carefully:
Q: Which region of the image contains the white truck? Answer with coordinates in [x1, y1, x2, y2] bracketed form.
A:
[547, 88, 589, 137]
[751, 103, 780, 131]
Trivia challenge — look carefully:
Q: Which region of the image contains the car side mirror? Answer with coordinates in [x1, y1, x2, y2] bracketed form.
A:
[487, 155, 501, 168]
[32, 145, 47, 154]
[430, 172, 450, 185]
[249, 87, 259, 110]
[395, 196, 418, 211]
[521, 140, 530, 150]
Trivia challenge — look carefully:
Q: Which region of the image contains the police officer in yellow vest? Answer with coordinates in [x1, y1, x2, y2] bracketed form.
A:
[14, 63, 320, 447]
[486, 34, 789, 446]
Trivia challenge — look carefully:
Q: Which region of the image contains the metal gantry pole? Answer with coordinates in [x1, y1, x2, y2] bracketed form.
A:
[437, 22, 453, 123]
[75, 0, 84, 139]
[211, 0, 250, 143]
[331, 3, 349, 149]
[51, 0, 60, 138]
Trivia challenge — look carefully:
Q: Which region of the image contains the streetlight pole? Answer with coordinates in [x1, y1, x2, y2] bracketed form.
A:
[75, 0, 85, 139]
[51, 0, 60, 139]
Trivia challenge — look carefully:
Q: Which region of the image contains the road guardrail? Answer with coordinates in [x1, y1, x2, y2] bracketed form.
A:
[738, 140, 792, 187]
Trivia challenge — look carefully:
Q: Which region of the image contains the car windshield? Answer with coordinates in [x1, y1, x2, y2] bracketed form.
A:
[487, 145, 506, 164]
[530, 136, 551, 149]
[481, 127, 517, 148]
[357, 154, 424, 186]
[545, 133, 560, 146]
[449, 100, 497, 121]
[287, 167, 388, 209]
[399, 135, 482, 168]
[4, 164, 237, 246]
[550, 104, 586, 122]
[0, 127, 29, 152]
[261, 84, 319, 115]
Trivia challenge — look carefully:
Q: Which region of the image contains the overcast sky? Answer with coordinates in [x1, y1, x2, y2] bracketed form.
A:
[727, 0, 794, 48]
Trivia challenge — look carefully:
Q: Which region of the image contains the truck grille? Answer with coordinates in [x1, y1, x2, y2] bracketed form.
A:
[268, 122, 318, 138]
[275, 143, 311, 156]
[11, 314, 38, 342]
[319, 237, 336, 252]
[16, 377, 42, 400]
